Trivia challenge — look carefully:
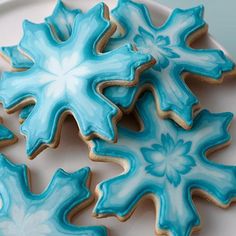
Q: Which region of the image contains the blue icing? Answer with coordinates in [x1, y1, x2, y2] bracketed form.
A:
[0, 0, 80, 70]
[91, 91, 236, 236]
[0, 3, 152, 158]
[134, 29, 180, 71]
[0, 154, 107, 235]
[13, 0, 81, 120]
[0, 119, 16, 144]
[104, 0, 234, 128]
[0, 123, 14, 142]
[19, 104, 34, 122]
[143, 133, 195, 187]
[45, 0, 81, 42]
[0, 46, 33, 69]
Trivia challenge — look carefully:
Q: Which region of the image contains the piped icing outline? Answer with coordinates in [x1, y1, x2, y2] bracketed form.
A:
[0, 117, 17, 147]
[90, 91, 236, 236]
[0, 0, 81, 70]
[18, 0, 81, 122]
[0, 154, 107, 236]
[0, 2, 153, 158]
[103, 0, 234, 129]
[19, 104, 34, 123]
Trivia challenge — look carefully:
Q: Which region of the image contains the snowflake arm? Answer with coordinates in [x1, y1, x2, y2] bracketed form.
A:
[105, 69, 198, 126]
[94, 169, 156, 219]
[91, 91, 236, 236]
[104, 0, 234, 129]
[0, 45, 33, 69]
[19, 104, 34, 122]
[0, 68, 50, 109]
[0, 154, 107, 236]
[0, 0, 80, 70]
[45, 0, 81, 42]
[0, 118, 17, 147]
[0, 2, 153, 158]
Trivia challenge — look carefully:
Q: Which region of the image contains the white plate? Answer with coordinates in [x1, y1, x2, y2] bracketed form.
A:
[0, 0, 236, 235]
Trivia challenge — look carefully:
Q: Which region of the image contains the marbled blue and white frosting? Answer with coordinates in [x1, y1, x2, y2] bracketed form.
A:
[1, 0, 82, 122]
[104, 0, 234, 129]
[0, 0, 81, 69]
[0, 154, 107, 236]
[2, 0, 234, 128]
[0, 2, 152, 158]
[91, 91, 236, 236]
[0, 118, 16, 146]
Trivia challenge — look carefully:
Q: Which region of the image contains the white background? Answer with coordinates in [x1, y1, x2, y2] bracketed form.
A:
[0, 0, 236, 235]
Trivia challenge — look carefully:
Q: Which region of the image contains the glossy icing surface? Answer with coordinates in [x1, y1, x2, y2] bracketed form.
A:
[19, 104, 34, 122]
[0, 0, 80, 69]
[91, 91, 236, 236]
[45, 0, 81, 42]
[0, 45, 33, 69]
[0, 2, 152, 157]
[0, 119, 15, 142]
[15, 0, 81, 120]
[104, 0, 234, 128]
[0, 154, 107, 236]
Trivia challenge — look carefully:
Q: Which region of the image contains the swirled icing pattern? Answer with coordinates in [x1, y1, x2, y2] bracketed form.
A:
[104, 0, 234, 129]
[14, 0, 81, 121]
[1, 0, 81, 121]
[91, 92, 236, 236]
[0, 0, 81, 69]
[0, 3, 152, 158]
[0, 154, 107, 236]
[0, 118, 16, 146]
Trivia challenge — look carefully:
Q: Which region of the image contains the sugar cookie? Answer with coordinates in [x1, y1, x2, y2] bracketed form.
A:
[104, 0, 235, 129]
[0, 3, 154, 158]
[2, 0, 81, 121]
[0, 0, 81, 70]
[0, 154, 107, 235]
[90, 91, 236, 236]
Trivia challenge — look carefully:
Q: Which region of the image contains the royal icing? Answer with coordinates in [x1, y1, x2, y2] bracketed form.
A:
[0, 0, 81, 69]
[4, 0, 81, 120]
[0, 118, 16, 146]
[91, 91, 236, 236]
[0, 2, 152, 157]
[19, 104, 34, 122]
[104, 0, 234, 129]
[0, 154, 107, 235]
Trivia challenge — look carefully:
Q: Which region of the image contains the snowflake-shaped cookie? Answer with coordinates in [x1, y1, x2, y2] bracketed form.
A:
[0, 3, 153, 158]
[0, 117, 17, 147]
[0, 0, 81, 122]
[104, 0, 234, 129]
[0, 154, 107, 236]
[90, 92, 236, 236]
[0, 0, 81, 70]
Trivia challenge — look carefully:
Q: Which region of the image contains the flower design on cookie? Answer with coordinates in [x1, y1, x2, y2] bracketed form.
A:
[91, 92, 236, 236]
[0, 3, 153, 158]
[143, 134, 195, 186]
[134, 28, 179, 71]
[0, 155, 107, 236]
[104, 0, 233, 129]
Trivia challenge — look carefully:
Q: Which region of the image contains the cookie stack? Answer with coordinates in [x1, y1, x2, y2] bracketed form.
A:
[0, 0, 235, 235]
